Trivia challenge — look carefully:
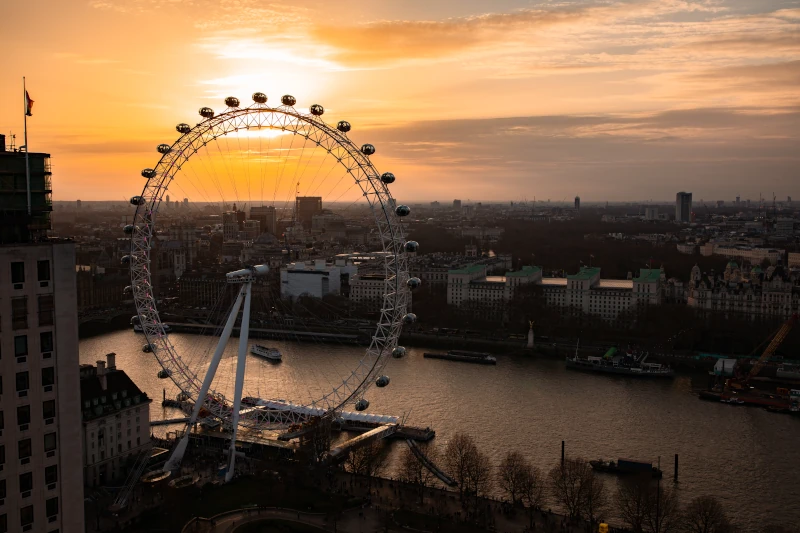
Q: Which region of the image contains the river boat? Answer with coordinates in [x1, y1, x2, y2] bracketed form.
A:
[700, 389, 791, 409]
[777, 364, 800, 380]
[423, 350, 496, 365]
[590, 458, 663, 478]
[566, 342, 674, 378]
[250, 344, 282, 361]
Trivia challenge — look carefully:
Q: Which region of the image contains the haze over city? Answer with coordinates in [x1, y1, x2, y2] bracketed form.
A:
[1, 0, 799, 201]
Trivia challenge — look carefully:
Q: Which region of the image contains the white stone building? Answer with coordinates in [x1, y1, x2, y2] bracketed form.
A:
[538, 267, 663, 320]
[447, 265, 542, 310]
[686, 262, 799, 319]
[348, 274, 386, 307]
[79, 353, 152, 486]
[0, 240, 85, 532]
[280, 259, 357, 299]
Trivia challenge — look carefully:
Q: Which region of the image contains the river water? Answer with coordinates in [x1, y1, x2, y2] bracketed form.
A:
[79, 330, 800, 528]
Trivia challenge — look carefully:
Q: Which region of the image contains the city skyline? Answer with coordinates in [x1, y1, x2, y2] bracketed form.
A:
[1, 0, 799, 201]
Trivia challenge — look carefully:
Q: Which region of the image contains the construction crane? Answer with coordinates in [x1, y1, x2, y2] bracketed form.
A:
[727, 314, 797, 390]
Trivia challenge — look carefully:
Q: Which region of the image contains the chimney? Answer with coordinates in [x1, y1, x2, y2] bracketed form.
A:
[96, 360, 107, 390]
[106, 352, 117, 371]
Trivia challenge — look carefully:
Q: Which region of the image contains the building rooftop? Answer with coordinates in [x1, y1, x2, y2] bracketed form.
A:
[633, 268, 661, 283]
[506, 265, 541, 277]
[80, 362, 151, 422]
[541, 278, 568, 286]
[597, 279, 634, 290]
[448, 264, 486, 275]
[568, 266, 601, 280]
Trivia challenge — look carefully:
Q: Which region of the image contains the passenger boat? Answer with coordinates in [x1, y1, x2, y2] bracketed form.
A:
[590, 458, 663, 479]
[157, 369, 172, 379]
[423, 350, 496, 365]
[566, 342, 673, 378]
[250, 344, 282, 361]
[777, 364, 800, 380]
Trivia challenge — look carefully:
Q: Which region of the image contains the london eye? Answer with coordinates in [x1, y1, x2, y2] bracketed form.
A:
[124, 92, 420, 478]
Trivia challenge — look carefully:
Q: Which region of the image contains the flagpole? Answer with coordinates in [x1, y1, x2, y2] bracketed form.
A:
[23, 76, 31, 216]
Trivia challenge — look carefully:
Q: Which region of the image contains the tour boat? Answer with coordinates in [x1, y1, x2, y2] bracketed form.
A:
[250, 344, 282, 361]
[566, 342, 674, 378]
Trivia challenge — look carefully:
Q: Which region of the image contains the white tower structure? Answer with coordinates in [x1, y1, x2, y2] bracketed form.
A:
[163, 264, 268, 482]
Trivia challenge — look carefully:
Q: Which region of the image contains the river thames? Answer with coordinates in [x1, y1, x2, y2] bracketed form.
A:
[80, 330, 800, 528]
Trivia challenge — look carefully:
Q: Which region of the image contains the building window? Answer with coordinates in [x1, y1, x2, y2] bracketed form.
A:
[45, 465, 57, 485]
[40, 331, 54, 353]
[20, 505, 33, 526]
[19, 472, 33, 493]
[38, 295, 54, 327]
[12, 297, 27, 330]
[46, 497, 58, 518]
[37, 260, 50, 282]
[43, 400, 55, 420]
[44, 433, 56, 453]
[11, 262, 25, 284]
[0, 513, 7, 533]
[16, 371, 29, 392]
[17, 405, 30, 426]
[42, 367, 55, 387]
[18, 439, 31, 460]
[0, 445, 4, 467]
[14, 335, 28, 357]
[0, 479, 5, 500]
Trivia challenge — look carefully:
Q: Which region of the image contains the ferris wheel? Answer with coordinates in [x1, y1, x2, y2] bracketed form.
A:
[123, 92, 421, 476]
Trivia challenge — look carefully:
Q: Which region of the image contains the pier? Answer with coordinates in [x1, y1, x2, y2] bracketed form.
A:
[406, 439, 457, 486]
[327, 424, 399, 462]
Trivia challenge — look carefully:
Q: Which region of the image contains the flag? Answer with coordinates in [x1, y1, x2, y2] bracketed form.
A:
[25, 91, 34, 116]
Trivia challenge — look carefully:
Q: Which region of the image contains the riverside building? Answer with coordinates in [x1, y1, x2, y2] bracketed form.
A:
[80, 354, 151, 487]
[0, 138, 85, 532]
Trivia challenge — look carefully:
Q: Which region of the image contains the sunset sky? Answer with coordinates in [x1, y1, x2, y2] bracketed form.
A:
[1, 0, 798, 202]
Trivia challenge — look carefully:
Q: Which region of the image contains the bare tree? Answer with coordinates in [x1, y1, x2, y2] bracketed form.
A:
[617, 477, 651, 533]
[681, 496, 734, 533]
[549, 458, 591, 519]
[647, 484, 681, 533]
[464, 448, 493, 520]
[344, 441, 387, 490]
[498, 450, 529, 505]
[398, 443, 438, 505]
[582, 469, 609, 527]
[444, 433, 479, 502]
[520, 463, 547, 529]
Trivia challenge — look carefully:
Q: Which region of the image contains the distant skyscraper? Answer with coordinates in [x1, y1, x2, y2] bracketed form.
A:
[574, 196, 580, 210]
[453, 199, 462, 209]
[183, 198, 189, 209]
[294, 196, 322, 229]
[250, 205, 277, 234]
[166, 194, 170, 206]
[676, 192, 692, 223]
[76, 199, 81, 209]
